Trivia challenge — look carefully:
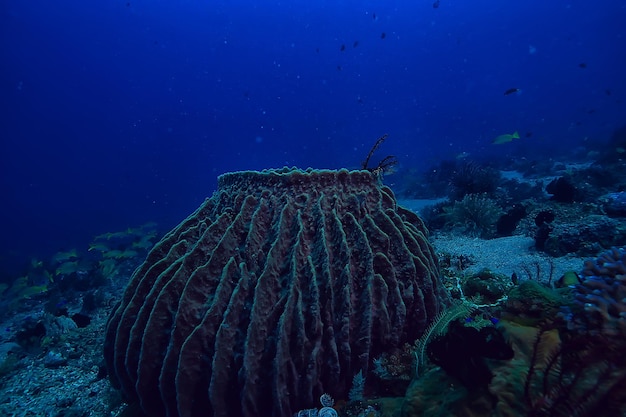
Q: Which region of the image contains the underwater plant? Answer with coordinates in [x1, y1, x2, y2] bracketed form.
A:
[448, 161, 501, 201]
[523, 322, 626, 417]
[443, 193, 503, 238]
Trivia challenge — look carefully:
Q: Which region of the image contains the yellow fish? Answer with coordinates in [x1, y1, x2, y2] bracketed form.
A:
[52, 249, 78, 263]
[99, 259, 118, 277]
[103, 249, 124, 259]
[89, 242, 110, 252]
[117, 249, 139, 259]
[492, 131, 520, 145]
[132, 239, 153, 250]
[56, 261, 80, 276]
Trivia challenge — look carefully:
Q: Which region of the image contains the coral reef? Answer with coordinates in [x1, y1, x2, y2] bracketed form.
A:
[401, 320, 524, 417]
[572, 246, 626, 338]
[495, 203, 526, 236]
[521, 322, 626, 417]
[545, 176, 579, 203]
[521, 199, 626, 257]
[540, 215, 626, 257]
[502, 280, 569, 326]
[402, 315, 626, 417]
[371, 343, 415, 392]
[103, 168, 447, 417]
[601, 191, 626, 217]
[461, 269, 511, 305]
[426, 320, 514, 390]
[401, 246, 626, 417]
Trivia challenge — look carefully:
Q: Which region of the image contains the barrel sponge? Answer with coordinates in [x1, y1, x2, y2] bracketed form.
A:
[103, 167, 447, 417]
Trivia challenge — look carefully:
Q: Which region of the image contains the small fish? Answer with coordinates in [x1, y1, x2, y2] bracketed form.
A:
[504, 88, 520, 96]
[145, 233, 158, 241]
[132, 239, 154, 250]
[103, 249, 124, 259]
[99, 259, 118, 277]
[139, 222, 158, 230]
[554, 271, 582, 288]
[578, 62, 587, 68]
[433, 0, 440, 8]
[353, 41, 359, 48]
[455, 151, 471, 160]
[117, 250, 139, 259]
[492, 131, 520, 145]
[52, 249, 78, 263]
[95, 231, 127, 240]
[380, 32, 386, 39]
[107, 230, 132, 240]
[56, 261, 80, 276]
[19, 284, 48, 299]
[340, 44, 346, 51]
[89, 242, 110, 252]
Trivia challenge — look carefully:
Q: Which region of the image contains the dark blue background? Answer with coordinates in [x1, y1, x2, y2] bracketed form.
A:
[1, 0, 625, 274]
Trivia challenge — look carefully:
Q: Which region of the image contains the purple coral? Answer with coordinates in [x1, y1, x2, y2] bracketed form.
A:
[575, 247, 626, 337]
[104, 168, 446, 417]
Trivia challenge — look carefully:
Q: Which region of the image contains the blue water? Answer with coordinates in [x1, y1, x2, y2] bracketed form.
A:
[2, 0, 625, 275]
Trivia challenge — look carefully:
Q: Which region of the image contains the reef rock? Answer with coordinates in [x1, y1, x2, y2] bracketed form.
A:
[601, 191, 626, 217]
[104, 168, 447, 417]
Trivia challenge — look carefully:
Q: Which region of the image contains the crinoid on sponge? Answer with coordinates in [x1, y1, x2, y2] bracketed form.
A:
[103, 168, 447, 417]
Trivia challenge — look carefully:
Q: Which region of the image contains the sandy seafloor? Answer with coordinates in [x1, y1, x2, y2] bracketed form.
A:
[431, 235, 584, 282]
[398, 198, 586, 281]
[0, 200, 588, 417]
